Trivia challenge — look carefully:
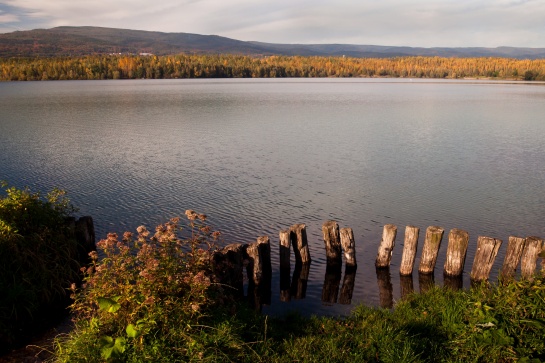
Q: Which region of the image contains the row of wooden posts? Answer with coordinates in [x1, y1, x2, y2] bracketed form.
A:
[376, 224, 544, 281]
[212, 220, 545, 306]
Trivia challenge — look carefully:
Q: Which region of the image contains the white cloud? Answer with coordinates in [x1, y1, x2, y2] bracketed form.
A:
[2, 0, 545, 47]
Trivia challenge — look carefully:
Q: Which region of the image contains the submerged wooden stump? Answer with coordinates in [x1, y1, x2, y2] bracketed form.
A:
[280, 266, 291, 302]
[418, 226, 444, 274]
[340, 227, 357, 267]
[322, 220, 342, 266]
[376, 224, 397, 268]
[290, 224, 311, 264]
[443, 229, 469, 277]
[399, 226, 419, 276]
[279, 229, 291, 270]
[470, 236, 502, 281]
[212, 243, 244, 296]
[520, 236, 543, 280]
[244, 236, 272, 286]
[75, 216, 96, 261]
[500, 236, 526, 280]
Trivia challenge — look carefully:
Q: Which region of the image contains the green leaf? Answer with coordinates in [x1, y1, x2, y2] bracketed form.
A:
[126, 323, 141, 338]
[97, 297, 121, 313]
[99, 335, 126, 360]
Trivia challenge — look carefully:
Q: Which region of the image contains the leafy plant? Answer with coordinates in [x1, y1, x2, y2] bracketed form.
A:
[0, 183, 79, 352]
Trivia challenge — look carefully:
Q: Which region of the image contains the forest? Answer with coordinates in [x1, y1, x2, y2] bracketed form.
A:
[1, 54, 545, 81]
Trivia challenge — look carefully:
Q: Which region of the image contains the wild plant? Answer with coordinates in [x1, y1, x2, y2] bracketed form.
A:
[60, 210, 229, 361]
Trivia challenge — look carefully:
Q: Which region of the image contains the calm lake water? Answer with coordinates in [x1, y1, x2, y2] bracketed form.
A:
[1, 78, 544, 316]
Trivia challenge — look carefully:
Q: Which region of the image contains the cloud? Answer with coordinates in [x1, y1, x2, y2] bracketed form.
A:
[2, 0, 545, 47]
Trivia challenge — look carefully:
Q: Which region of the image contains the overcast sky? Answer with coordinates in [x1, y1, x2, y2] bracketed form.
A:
[1, 0, 544, 47]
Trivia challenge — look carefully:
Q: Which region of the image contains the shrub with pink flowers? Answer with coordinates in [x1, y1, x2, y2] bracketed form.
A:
[57, 211, 235, 362]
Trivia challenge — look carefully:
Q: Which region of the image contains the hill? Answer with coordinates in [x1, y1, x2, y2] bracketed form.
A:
[1, 26, 545, 59]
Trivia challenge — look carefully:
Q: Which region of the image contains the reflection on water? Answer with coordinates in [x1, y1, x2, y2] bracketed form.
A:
[1, 79, 545, 316]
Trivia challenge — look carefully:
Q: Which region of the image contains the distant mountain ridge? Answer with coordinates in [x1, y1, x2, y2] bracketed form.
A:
[1, 26, 545, 59]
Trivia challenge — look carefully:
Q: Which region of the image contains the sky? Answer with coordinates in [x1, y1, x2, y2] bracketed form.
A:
[1, 0, 545, 48]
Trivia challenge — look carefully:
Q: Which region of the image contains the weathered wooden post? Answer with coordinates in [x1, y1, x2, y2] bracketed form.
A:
[279, 229, 291, 270]
[443, 229, 469, 277]
[376, 224, 397, 268]
[339, 266, 357, 305]
[470, 236, 502, 281]
[322, 264, 342, 305]
[322, 220, 342, 266]
[500, 236, 526, 280]
[340, 227, 357, 267]
[257, 236, 272, 278]
[290, 224, 311, 264]
[279, 230, 291, 302]
[418, 226, 444, 274]
[399, 226, 419, 275]
[520, 236, 543, 280]
[399, 274, 414, 299]
[212, 243, 244, 297]
[376, 268, 393, 308]
[244, 236, 271, 286]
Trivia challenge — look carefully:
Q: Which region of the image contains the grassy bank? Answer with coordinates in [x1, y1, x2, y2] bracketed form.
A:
[52, 212, 545, 363]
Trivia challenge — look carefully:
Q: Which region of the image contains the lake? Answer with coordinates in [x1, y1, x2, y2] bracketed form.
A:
[1, 78, 544, 316]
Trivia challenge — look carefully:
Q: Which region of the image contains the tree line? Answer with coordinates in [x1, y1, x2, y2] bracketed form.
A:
[1, 54, 545, 81]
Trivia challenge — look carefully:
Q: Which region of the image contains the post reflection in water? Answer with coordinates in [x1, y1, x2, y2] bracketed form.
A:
[399, 274, 414, 299]
[376, 268, 393, 309]
[418, 273, 435, 294]
[280, 267, 291, 302]
[339, 266, 357, 305]
[443, 274, 463, 291]
[290, 262, 310, 300]
[322, 264, 342, 305]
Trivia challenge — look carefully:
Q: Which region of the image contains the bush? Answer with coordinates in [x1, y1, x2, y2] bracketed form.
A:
[0, 183, 79, 352]
[54, 211, 239, 362]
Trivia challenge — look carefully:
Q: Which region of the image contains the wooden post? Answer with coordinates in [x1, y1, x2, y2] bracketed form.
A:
[418, 226, 444, 274]
[257, 236, 272, 278]
[520, 236, 543, 280]
[212, 243, 244, 296]
[500, 236, 526, 280]
[376, 268, 393, 308]
[443, 229, 469, 277]
[340, 227, 357, 267]
[399, 226, 419, 276]
[290, 224, 311, 264]
[279, 230, 291, 270]
[322, 220, 342, 266]
[339, 266, 357, 305]
[470, 236, 502, 281]
[245, 242, 262, 285]
[375, 224, 397, 268]
[322, 264, 342, 305]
